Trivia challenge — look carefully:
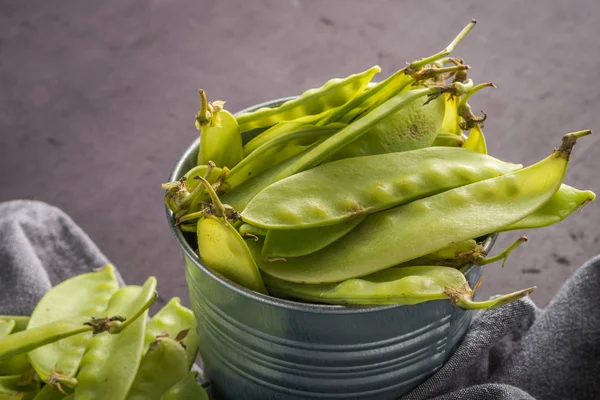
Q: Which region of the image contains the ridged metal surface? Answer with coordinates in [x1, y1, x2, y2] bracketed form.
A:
[166, 97, 497, 399]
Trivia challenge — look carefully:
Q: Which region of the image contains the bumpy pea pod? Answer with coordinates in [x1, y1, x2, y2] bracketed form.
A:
[261, 265, 534, 309]
[144, 298, 198, 369]
[262, 216, 366, 259]
[324, 87, 446, 162]
[397, 236, 528, 270]
[235, 66, 381, 133]
[502, 184, 596, 231]
[74, 278, 158, 400]
[431, 132, 464, 147]
[222, 123, 344, 191]
[126, 334, 189, 400]
[318, 21, 476, 126]
[195, 90, 243, 169]
[242, 147, 523, 229]
[160, 372, 209, 400]
[26, 265, 119, 385]
[193, 176, 267, 294]
[252, 130, 591, 283]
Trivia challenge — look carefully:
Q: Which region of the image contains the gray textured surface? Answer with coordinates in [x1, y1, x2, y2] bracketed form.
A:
[1, 0, 599, 308]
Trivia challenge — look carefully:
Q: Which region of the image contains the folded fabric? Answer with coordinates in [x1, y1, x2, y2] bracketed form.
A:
[0, 200, 598, 400]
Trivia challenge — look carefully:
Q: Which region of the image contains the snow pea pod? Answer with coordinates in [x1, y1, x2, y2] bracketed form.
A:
[74, 278, 158, 400]
[262, 216, 366, 259]
[262, 265, 534, 309]
[252, 130, 591, 283]
[0, 320, 15, 337]
[325, 88, 446, 162]
[431, 131, 464, 147]
[244, 121, 312, 156]
[160, 372, 209, 400]
[243, 147, 523, 229]
[195, 177, 267, 294]
[126, 335, 189, 400]
[238, 223, 267, 238]
[223, 123, 344, 191]
[235, 66, 381, 133]
[196, 90, 243, 169]
[31, 385, 66, 400]
[0, 375, 39, 398]
[463, 124, 487, 154]
[502, 184, 596, 231]
[144, 298, 198, 369]
[26, 265, 119, 384]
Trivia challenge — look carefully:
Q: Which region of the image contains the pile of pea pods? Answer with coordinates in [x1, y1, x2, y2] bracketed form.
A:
[0, 265, 209, 399]
[163, 20, 596, 309]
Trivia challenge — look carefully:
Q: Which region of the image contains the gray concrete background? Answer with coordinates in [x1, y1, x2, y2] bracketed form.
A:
[1, 0, 599, 309]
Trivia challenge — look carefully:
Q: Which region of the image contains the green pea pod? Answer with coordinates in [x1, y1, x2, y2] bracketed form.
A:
[238, 223, 267, 239]
[463, 124, 487, 154]
[431, 131, 464, 147]
[195, 177, 267, 294]
[74, 278, 158, 400]
[223, 123, 344, 191]
[439, 93, 462, 136]
[252, 130, 591, 283]
[262, 216, 366, 259]
[398, 236, 527, 270]
[196, 90, 243, 169]
[262, 265, 534, 309]
[183, 165, 227, 190]
[0, 320, 15, 337]
[144, 298, 198, 369]
[126, 336, 189, 400]
[325, 89, 446, 162]
[26, 265, 119, 384]
[502, 184, 596, 231]
[0, 374, 39, 398]
[242, 147, 523, 230]
[274, 85, 454, 183]
[0, 317, 29, 334]
[220, 144, 324, 212]
[243, 121, 312, 156]
[235, 66, 381, 133]
[160, 372, 209, 400]
[31, 385, 66, 400]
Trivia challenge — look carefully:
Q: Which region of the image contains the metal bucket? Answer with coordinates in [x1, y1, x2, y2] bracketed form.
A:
[166, 97, 498, 400]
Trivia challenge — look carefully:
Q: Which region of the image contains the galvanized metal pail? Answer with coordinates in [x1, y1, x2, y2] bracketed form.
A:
[166, 97, 497, 400]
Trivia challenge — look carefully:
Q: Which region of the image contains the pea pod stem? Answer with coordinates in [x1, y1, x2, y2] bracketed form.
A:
[409, 20, 477, 71]
[478, 235, 528, 268]
[445, 281, 536, 310]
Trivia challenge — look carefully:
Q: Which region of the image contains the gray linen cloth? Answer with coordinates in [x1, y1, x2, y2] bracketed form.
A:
[1, 200, 599, 400]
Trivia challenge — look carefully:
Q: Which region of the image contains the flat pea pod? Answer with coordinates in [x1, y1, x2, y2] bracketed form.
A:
[196, 177, 267, 294]
[262, 216, 366, 259]
[273, 85, 451, 183]
[502, 184, 596, 231]
[262, 265, 534, 309]
[463, 123, 487, 154]
[252, 130, 591, 283]
[0, 317, 29, 334]
[243, 121, 312, 156]
[26, 265, 119, 383]
[242, 147, 523, 230]
[144, 298, 198, 369]
[223, 123, 344, 191]
[74, 278, 158, 400]
[220, 144, 323, 212]
[325, 87, 446, 162]
[0, 320, 15, 337]
[196, 90, 243, 169]
[431, 131, 464, 147]
[126, 336, 189, 400]
[160, 372, 208, 400]
[235, 66, 381, 133]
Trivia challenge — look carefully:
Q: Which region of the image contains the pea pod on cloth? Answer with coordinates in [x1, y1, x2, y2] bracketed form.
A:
[501, 184, 596, 231]
[262, 265, 534, 309]
[242, 147, 523, 229]
[160, 372, 209, 400]
[25, 265, 119, 384]
[125, 335, 189, 400]
[235, 66, 381, 133]
[195, 90, 243, 169]
[252, 130, 591, 283]
[143, 298, 198, 369]
[74, 278, 158, 400]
